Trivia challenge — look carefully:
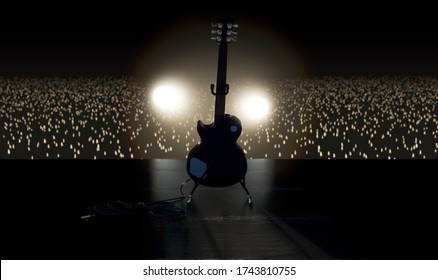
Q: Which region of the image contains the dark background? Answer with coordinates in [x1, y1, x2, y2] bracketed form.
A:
[1, 1, 437, 76]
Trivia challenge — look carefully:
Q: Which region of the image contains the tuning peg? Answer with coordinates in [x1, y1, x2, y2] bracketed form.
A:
[226, 23, 239, 29]
[211, 22, 223, 28]
[211, 36, 222, 42]
[211, 29, 222, 35]
[226, 30, 237, 36]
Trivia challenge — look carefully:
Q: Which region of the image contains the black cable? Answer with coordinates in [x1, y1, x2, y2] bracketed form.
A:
[81, 178, 192, 221]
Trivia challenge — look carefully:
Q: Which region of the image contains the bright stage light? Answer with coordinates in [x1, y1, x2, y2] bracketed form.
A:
[152, 80, 188, 115]
[243, 95, 270, 120]
[235, 89, 271, 123]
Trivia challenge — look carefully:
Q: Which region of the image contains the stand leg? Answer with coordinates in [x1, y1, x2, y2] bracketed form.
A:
[187, 177, 252, 207]
[187, 180, 201, 206]
[240, 177, 253, 207]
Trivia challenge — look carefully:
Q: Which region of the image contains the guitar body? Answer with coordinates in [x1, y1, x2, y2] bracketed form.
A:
[187, 114, 247, 187]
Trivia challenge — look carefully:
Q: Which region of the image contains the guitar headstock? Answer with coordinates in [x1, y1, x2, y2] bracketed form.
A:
[211, 16, 238, 44]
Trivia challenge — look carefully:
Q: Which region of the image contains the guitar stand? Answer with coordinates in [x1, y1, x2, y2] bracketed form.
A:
[187, 177, 253, 207]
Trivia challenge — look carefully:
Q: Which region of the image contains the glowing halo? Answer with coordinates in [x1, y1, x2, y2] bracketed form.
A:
[150, 78, 190, 115]
[131, 15, 310, 81]
[152, 84, 185, 111]
[128, 15, 311, 158]
[242, 95, 270, 120]
[233, 86, 272, 124]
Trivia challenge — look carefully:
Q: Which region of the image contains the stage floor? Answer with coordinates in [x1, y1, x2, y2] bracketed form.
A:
[2, 159, 437, 259]
[78, 160, 342, 260]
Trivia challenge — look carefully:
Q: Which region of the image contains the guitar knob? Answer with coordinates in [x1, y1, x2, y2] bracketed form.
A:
[230, 125, 238, 133]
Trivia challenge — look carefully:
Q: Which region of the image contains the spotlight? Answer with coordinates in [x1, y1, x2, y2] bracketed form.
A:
[151, 80, 188, 115]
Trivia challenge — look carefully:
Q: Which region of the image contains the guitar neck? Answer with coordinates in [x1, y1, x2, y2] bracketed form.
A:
[210, 16, 237, 122]
[214, 41, 228, 120]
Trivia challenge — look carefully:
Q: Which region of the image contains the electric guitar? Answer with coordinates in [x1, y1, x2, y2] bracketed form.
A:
[186, 17, 247, 187]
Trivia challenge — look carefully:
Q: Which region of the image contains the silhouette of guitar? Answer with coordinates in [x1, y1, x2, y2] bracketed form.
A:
[186, 17, 252, 205]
